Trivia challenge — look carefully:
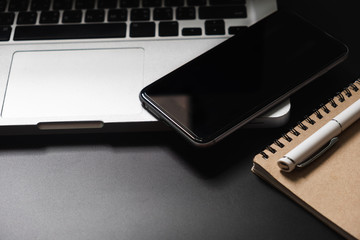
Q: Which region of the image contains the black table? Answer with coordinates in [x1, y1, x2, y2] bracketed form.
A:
[0, 1, 357, 239]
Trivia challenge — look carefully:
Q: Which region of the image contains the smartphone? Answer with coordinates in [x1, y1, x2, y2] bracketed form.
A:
[140, 11, 348, 146]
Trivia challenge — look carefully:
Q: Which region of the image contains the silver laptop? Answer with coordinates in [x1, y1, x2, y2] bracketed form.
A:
[0, 0, 285, 134]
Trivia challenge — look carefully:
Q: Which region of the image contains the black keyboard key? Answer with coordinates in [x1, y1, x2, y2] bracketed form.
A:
[205, 20, 225, 35]
[187, 0, 206, 6]
[17, 11, 37, 24]
[0, 26, 11, 41]
[75, 0, 95, 9]
[131, 8, 150, 21]
[98, 0, 117, 9]
[14, 23, 127, 40]
[143, 0, 161, 7]
[8, 0, 29, 11]
[120, 0, 140, 8]
[0, 0, 7, 11]
[199, 6, 247, 19]
[53, 0, 72, 10]
[228, 26, 247, 34]
[85, 9, 105, 22]
[164, 0, 184, 6]
[31, 0, 51, 11]
[0, 12, 15, 25]
[153, 8, 173, 20]
[63, 10, 82, 23]
[182, 27, 201, 36]
[176, 7, 195, 20]
[209, 0, 245, 5]
[40, 11, 60, 24]
[108, 9, 127, 21]
[159, 21, 178, 37]
[130, 22, 155, 37]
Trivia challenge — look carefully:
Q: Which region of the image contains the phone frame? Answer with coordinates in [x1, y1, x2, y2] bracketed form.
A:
[140, 12, 348, 146]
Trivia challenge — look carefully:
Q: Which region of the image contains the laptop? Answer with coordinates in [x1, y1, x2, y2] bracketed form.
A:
[0, 0, 285, 134]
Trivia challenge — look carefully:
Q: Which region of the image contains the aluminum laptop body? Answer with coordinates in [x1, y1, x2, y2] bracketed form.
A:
[0, 0, 284, 135]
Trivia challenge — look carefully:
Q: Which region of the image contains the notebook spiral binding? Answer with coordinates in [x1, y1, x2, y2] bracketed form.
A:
[260, 79, 360, 159]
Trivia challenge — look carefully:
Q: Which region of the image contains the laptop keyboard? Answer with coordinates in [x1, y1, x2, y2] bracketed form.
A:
[0, 0, 248, 41]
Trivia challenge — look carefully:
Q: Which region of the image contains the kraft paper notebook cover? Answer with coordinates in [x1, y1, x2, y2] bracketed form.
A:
[252, 79, 360, 240]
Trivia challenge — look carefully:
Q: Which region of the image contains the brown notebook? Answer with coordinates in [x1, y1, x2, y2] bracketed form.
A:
[252, 80, 360, 240]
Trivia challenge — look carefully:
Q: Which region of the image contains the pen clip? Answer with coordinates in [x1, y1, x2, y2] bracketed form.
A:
[297, 137, 339, 168]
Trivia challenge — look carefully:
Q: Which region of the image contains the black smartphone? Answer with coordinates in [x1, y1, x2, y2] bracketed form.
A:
[140, 11, 348, 146]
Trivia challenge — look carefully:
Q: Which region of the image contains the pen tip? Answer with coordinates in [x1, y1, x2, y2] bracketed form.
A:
[277, 157, 295, 172]
[278, 161, 290, 170]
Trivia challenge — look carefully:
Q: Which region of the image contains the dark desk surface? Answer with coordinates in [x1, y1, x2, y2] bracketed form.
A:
[1, 1, 358, 239]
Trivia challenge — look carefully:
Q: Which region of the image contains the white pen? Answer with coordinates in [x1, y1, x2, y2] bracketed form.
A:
[278, 98, 360, 172]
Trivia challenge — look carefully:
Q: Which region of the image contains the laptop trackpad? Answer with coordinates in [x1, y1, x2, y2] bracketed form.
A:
[2, 48, 144, 118]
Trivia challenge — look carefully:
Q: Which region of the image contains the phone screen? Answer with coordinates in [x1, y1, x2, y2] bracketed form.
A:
[140, 11, 348, 145]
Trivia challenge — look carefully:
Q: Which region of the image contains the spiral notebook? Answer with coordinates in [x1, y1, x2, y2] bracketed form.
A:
[252, 79, 360, 240]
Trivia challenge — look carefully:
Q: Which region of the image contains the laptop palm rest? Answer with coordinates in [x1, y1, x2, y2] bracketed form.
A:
[2, 48, 145, 125]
